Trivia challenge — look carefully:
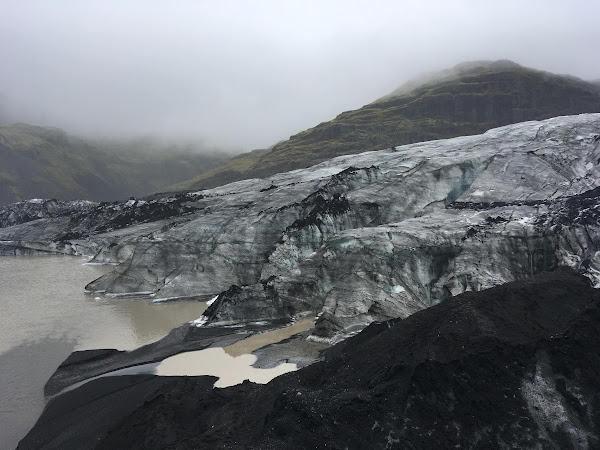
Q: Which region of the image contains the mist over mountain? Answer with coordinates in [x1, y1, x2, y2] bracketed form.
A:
[2, 1, 600, 151]
[0, 123, 231, 205]
[5, 60, 599, 205]
[176, 60, 600, 191]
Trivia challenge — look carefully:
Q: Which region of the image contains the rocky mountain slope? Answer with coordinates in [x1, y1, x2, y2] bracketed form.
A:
[19, 269, 600, 449]
[3, 114, 600, 343]
[177, 60, 600, 191]
[0, 123, 229, 205]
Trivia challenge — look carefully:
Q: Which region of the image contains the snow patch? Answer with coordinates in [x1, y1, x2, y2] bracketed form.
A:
[191, 316, 208, 327]
[206, 295, 219, 306]
[516, 216, 533, 226]
[151, 295, 202, 303]
[329, 236, 360, 250]
[307, 334, 338, 345]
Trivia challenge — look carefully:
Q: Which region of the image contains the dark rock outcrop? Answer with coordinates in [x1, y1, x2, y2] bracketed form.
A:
[0, 198, 96, 228]
[19, 270, 600, 449]
[0, 193, 201, 256]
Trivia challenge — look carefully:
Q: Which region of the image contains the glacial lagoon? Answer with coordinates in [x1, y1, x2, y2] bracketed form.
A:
[0, 255, 208, 450]
[0, 255, 317, 449]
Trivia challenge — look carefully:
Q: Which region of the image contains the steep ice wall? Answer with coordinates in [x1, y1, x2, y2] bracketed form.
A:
[198, 115, 600, 338]
[204, 198, 600, 341]
[95, 115, 600, 302]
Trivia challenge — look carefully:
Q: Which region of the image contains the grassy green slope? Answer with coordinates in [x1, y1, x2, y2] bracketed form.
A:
[0, 123, 229, 205]
[181, 60, 600, 190]
[168, 147, 270, 192]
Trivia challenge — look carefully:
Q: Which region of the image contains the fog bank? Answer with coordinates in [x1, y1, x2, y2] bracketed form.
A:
[1, 0, 599, 150]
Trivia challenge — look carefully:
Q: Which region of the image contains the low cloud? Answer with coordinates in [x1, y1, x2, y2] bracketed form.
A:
[1, 0, 599, 151]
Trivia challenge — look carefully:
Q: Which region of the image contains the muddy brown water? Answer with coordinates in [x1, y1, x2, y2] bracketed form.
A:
[0, 255, 208, 450]
[157, 316, 315, 387]
[0, 255, 317, 450]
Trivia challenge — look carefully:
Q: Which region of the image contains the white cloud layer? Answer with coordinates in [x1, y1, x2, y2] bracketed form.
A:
[1, 0, 598, 150]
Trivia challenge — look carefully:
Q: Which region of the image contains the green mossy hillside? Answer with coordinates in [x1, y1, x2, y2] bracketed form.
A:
[0, 123, 230, 205]
[182, 60, 600, 191]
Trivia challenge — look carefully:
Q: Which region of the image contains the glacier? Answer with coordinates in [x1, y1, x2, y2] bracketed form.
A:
[2, 114, 600, 341]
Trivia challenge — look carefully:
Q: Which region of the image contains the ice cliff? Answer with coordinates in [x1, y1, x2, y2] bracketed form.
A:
[2, 114, 600, 340]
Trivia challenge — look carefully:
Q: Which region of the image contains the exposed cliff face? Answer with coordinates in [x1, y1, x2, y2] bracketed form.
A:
[20, 270, 600, 449]
[205, 196, 600, 342]
[180, 60, 600, 191]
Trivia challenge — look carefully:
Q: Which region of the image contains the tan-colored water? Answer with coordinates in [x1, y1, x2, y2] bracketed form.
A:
[157, 348, 297, 388]
[156, 316, 315, 387]
[0, 255, 209, 354]
[0, 255, 208, 450]
[0, 255, 317, 448]
[224, 316, 315, 357]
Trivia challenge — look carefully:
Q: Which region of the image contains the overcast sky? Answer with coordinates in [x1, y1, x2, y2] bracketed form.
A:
[1, 0, 599, 151]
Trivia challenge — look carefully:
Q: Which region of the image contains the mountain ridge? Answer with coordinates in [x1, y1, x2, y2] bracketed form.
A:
[0, 123, 231, 206]
[177, 60, 600, 191]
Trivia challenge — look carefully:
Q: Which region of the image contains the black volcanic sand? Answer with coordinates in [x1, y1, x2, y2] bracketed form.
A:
[20, 269, 600, 449]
